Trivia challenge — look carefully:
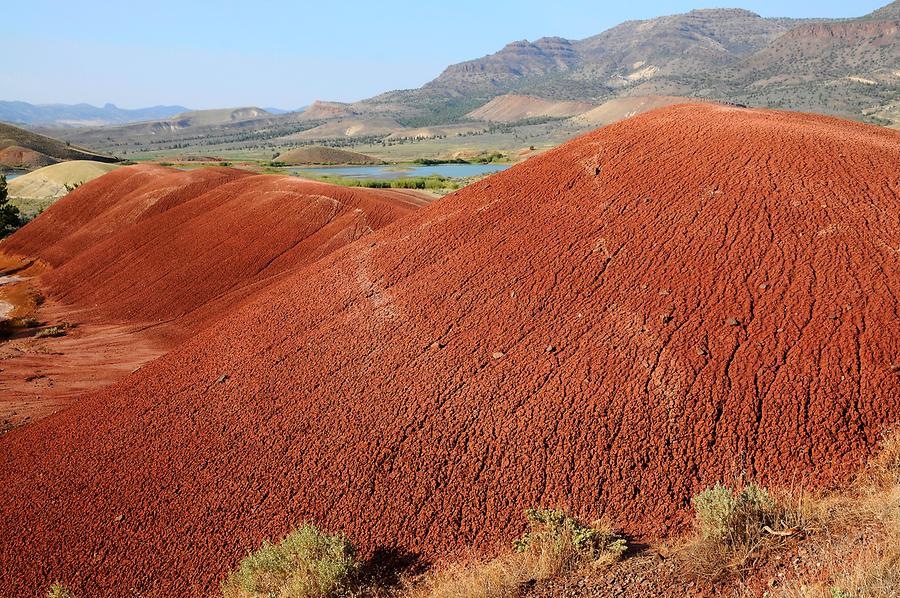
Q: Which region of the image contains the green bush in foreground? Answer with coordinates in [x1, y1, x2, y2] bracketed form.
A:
[692, 482, 776, 543]
[222, 523, 360, 598]
[513, 508, 626, 571]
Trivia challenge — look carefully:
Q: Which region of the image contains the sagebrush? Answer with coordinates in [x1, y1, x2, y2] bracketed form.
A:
[222, 523, 360, 598]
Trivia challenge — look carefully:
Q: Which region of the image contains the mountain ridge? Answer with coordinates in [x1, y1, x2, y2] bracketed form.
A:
[28, 2, 900, 154]
[357, 2, 898, 127]
[0, 101, 190, 127]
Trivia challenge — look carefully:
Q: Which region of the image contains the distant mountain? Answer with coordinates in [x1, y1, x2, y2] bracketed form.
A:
[32, 1, 900, 156]
[358, 3, 899, 127]
[0, 101, 189, 127]
[424, 9, 802, 99]
[38, 107, 300, 154]
[730, 11, 900, 124]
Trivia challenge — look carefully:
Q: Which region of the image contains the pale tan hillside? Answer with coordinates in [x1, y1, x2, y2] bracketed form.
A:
[297, 100, 356, 121]
[288, 117, 405, 140]
[467, 94, 595, 122]
[170, 107, 271, 127]
[572, 95, 694, 126]
[7, 160, 120, 216]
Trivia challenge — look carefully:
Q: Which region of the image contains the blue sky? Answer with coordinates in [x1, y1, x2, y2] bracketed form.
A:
[6, 0, 889, 109]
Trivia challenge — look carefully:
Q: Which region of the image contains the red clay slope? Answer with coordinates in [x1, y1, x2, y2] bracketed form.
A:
[1, 104, 898, 597]
[1, 164, 427, 340]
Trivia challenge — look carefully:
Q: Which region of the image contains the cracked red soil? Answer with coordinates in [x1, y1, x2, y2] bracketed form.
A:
[0, 105, 897, 597]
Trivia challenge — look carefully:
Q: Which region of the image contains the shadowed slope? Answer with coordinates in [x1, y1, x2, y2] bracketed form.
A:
[0, 105, 897, 597]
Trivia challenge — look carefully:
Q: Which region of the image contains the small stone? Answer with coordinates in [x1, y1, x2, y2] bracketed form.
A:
[695, 346, 708, 356]
[215, 374, 229, 384]
[660, 313, 673, 324]
[114, 513, 124, 523]
[545, 345, 556, 353]
[492, 352, 505, 359]
[429, 341, 445, 350]
[726, 317, 741, 327]
[759, 283, 768, 290]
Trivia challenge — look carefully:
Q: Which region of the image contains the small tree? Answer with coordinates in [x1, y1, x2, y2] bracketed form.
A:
[0, 175, 22, 237]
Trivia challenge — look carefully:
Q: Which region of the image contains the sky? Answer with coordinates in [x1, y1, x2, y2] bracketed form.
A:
[5, 0, 890, 110]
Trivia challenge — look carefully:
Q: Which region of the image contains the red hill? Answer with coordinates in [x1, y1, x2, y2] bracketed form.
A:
[0, 145, 59, 169]
[0, 105, 897, 597]
[1, 164, 427, 340]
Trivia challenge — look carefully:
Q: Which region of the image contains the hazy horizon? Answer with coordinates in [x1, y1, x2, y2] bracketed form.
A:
[7, 0, 890, 110]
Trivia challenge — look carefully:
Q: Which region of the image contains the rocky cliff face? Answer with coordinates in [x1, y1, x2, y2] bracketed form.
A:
[423, 9, 803, 98]
[425, 37, 579, 94]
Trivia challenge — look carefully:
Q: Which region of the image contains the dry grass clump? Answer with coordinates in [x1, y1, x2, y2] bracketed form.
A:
[34, 321, 75, 339]
[46, 582, 76, 598]
[778, 429, 899, 598]
[222, 523, 361, 598]
[684, 481, 805, 580]
[412, 508, 626, 598]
